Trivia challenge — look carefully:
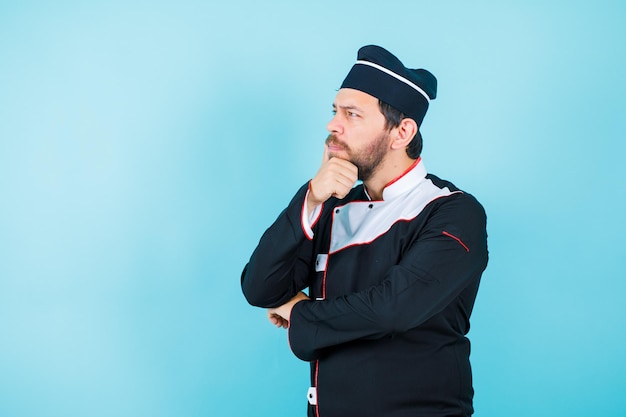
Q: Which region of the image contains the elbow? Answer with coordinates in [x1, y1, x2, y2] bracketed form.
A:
[243, 290, 284, 309]
[241, 263, 266, 307]
[241, 286, 270, 308]
[288, 306, 321, 362]
[241, 266, 268, 307]
[240, 263, 288, 308]
[289, 335, 319, 361]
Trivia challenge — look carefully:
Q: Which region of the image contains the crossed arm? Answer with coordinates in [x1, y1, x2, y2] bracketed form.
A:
[245, 146, 358, 328]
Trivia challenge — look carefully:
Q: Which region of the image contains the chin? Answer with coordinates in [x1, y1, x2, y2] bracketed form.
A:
[329, 151, 349, 160]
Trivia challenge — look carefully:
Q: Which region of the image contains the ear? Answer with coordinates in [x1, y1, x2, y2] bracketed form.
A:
[389, 118, 418, 150]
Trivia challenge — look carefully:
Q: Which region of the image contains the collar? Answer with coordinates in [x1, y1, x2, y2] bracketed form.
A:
[375, 157, 427, 201]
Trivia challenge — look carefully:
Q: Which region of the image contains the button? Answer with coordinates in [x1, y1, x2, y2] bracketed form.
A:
[307, 387, 317, 405]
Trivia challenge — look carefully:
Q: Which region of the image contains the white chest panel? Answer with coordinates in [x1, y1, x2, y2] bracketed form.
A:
[329, 178, 457, 254]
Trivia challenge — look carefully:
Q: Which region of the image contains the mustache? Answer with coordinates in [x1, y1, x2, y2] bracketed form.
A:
[325, 134, 349, 151]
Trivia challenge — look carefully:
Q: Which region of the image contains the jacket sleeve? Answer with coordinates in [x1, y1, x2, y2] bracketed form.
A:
[241, 183, 316, 308]
[287, 193, 489, 361]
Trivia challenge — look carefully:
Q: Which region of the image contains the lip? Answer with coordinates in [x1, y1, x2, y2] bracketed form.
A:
[328, 144, 344, 152]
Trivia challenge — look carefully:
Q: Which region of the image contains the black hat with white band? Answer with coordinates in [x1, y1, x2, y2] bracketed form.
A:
[340, 45, 437, 126]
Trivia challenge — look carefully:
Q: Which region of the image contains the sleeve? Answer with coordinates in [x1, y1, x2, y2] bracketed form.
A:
[302, 186, 323, 239]
[287, 194, 489, 361]
[241, 182, 318, 308]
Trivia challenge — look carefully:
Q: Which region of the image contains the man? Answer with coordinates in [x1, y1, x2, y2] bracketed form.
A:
[241, 45, 488, 417]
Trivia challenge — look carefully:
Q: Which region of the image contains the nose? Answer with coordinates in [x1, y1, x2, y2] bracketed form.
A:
[326, 113, 343, 135]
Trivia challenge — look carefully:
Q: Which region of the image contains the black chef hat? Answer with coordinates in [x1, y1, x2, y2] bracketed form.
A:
[340, 45, 437, 126]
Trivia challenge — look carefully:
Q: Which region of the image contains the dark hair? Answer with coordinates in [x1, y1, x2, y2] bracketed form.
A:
[378, 100, 422, 159]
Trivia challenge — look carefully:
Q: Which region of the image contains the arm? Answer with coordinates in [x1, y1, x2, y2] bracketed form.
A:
[241, 183, 314, 308]
[287, 194, 489, 361]
[241, 145, 358, 309]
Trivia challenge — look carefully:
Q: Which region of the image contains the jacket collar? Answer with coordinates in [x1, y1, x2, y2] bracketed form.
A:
[364, 157, 426, 201]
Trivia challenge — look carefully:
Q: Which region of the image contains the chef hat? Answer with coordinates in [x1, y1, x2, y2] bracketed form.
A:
[340, 45, 437, 126]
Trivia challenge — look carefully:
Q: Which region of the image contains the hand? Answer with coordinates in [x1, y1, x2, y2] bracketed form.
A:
[307, 145, 358, 213]
[268, 312, 289, 329]
[267, 292, 310, 329]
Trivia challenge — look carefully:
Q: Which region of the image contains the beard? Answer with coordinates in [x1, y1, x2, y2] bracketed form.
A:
[325, 132, 389, 181]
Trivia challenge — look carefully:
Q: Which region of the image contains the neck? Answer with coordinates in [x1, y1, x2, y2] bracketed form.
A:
[363, 155, 417, 200]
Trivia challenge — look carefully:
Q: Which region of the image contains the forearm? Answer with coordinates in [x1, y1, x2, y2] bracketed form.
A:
[288, 259, 484, 360]
[241, 183, 313, 308]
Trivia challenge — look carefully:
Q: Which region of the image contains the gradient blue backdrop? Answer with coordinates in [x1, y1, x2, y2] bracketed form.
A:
[1, 1, 625, 416]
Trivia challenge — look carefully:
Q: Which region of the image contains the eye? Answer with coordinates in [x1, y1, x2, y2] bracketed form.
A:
[347, 111, 359, 118]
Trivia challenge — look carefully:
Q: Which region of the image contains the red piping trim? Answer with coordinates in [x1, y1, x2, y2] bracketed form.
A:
[314, 361, 320, 417]
[385, 157, 421, 189]
[442, 231, 470, 252]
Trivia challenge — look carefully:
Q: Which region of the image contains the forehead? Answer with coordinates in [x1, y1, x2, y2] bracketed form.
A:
[334, 88, 380, 110]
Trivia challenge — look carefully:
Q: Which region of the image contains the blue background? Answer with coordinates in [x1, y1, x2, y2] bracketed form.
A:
[1, 1, 625, 416]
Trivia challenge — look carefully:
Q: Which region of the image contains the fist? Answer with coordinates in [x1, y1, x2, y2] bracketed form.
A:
[308, 146, 358, 210]
[267, 292, 310, 329]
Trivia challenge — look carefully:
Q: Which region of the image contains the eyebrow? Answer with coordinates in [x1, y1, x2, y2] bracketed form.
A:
[333, 104, 364, 112]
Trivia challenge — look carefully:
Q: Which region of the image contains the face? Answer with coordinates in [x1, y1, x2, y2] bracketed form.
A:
[326, 88, 390, 181]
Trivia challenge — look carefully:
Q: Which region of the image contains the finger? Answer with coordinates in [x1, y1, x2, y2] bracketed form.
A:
[336, 166, 358, 183]
[326, 160, 358, 182]
[333, 188, 351, 200]
[275, 317, 286, 328]
[330, 157, 358, 174]
[333, 171, 358, 191]
[323, 143, 330, 163]
[327, 176, 353, 199]
[334, 177, 359, 199]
